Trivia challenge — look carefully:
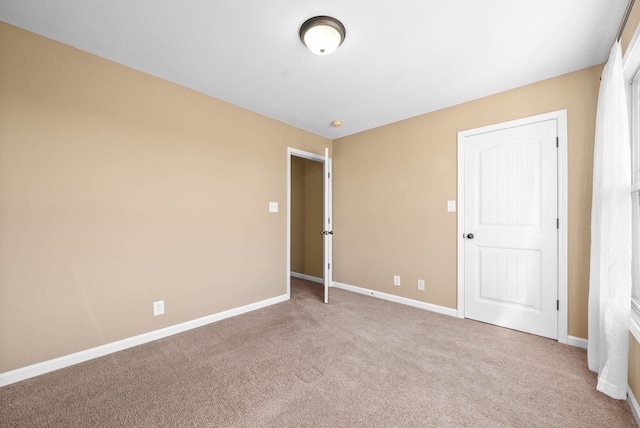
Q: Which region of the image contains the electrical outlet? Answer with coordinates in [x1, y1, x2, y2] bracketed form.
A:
[153, 300, 164, 316]
[393, 275, 401, 286]
[418, 279, 425, 291]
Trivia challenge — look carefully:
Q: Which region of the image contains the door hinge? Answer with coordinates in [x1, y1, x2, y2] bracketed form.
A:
[556, 137, 559, 148]
[328, 218, 331, 224]
[328, 263, 331, 270]
[328, 172, 331, 179]
[557, 300, 560, 311]
[556, 218, 559, 229]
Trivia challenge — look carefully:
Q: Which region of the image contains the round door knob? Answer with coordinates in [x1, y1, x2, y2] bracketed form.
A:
[466, 233, 474, 239]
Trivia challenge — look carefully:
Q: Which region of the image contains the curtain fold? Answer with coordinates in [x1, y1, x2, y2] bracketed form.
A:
[587, 41, 633, 400]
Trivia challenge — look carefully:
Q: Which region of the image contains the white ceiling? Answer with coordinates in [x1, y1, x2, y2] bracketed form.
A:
[0, 0, 629, 139]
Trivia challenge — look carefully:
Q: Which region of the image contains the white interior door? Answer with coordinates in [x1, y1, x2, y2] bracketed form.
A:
[323, 148, 333, 304]
[463, 119, 558, 339]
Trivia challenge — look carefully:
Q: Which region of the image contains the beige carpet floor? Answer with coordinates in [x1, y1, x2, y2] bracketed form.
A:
[1, 277, 637, 427]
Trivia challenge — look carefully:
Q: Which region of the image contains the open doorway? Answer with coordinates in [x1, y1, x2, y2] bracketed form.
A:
[287, 148, 332, 303]
[290, 156, 324, 282]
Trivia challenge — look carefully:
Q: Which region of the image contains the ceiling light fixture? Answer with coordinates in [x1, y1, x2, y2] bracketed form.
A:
[300, 16, 346, 56]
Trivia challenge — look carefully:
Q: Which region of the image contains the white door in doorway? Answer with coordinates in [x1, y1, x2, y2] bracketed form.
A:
[461, 119, 558, 339]
[323, 148, 333, 304]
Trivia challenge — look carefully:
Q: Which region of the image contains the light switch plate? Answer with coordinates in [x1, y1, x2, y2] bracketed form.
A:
[447, 200, 456, 212]
[269, 202, 278, 213]
[153, 300, 164, 316]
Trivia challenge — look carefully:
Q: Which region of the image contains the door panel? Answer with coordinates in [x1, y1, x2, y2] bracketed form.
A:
[478, 247, 540, 309]
[480, 141, 540, 226]
[464, 120, 558, 339]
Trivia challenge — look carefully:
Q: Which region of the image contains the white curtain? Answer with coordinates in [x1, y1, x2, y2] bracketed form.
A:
[588, 41, 633, 400]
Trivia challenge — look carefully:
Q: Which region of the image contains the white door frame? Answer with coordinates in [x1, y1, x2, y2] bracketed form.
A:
[286, 147, 327, 299]
[456, 110, 568, 344]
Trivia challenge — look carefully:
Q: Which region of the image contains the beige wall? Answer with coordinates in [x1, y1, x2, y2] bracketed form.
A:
[333, 65, 601, 339]
[0, 22, 331, 373]
[631, 334, 640, 400]
[290, 157, 323, 278]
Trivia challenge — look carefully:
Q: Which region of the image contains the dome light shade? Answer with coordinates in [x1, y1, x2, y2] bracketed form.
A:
[300, 16, 345, 56]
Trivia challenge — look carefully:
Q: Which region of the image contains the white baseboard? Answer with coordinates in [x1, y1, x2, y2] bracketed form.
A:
[629, 385, 640, 427]
[567, 335, 588, 349]
[332, 281, 458, 318]
[291, 272, 323, 284]
[0, 293, 289, 387]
